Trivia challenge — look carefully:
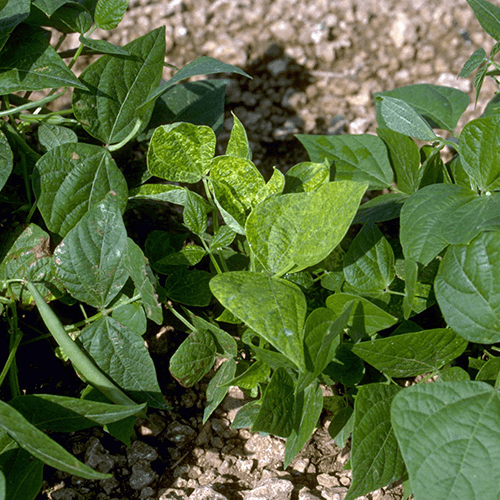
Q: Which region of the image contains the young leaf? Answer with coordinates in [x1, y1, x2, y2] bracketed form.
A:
[352, 329, 468, 377]
[183, 190, 211, 236]
[0, 25, 86, 93]
[375, 95, 438, 141]
[0, 131, 13, 193]
[392, 381, 500, 500]
[283, 161, 330, 193]
[435, 231, 500, 344]
[128, 184, 187, 205]
[0, 400, 110, 480]
[232, 401, 261, 429]
[296, 134, 393, 189]
[402, 259, 418, 319]
[324, 345, 366, 386]
[353, 193, 407, 225]
[164, 268, 212, 307]
[400, 183, 475, 265]
[346, 384, 405, 500]
[284, 383, 323, 467]
[225, 360, 270, 390]
[375, 84, 469, 132]
[202, 358, 237, 424]
[467, 0, 500, 41]
[80, 316, 164, 408]
[325, 396, 353, 447]
[94, 0, 128, 30]
[210, 271, 307, 371]
[459, 48, 488, 78]
[343, 222, 395, 293]
[210, 225, 236, 250]
[460, 115, 500, 191]
[473, 64, 489, 104]
[147, 122, 216, 183]
[0, 446, 42, 500]
[78, 35, 132, 56]
[125, 238, 163, 325]
[54, 193, 129, 309]
[37, 123, 77, 153]
[112, 302, 147, 336]
[158, 244, 206, 266]
[325, 293, 398, 337]
[33, 142, 128, 237]
[246, 181, 368, 276]
[252, 368, 295, 438]
[72, 27, 165, 144]
[9, 394, 147, 432]
[476, 356, 500, 386]
[376, 127, 420, 194]
[169, 329, 216, 387]
[226, 113, 252, 160]
[254, 167, 285, 203]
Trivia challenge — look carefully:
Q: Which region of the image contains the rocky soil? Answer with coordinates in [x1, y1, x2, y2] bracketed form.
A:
[39, 1, 495, 499]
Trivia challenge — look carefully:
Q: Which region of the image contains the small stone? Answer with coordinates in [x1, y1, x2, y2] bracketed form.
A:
[244, 478, 294, 500]
[197, 468, 219, 486]
[140, 487, 155, 499]
[348, 117, 371, 135]
[195, 423, 213, 446]
[84, 437, 116, 474]
[188, 486, 229, 500]
[137, 414, 166, 437]
[165, 422, 197, 446]
[210, 436, 225, 448]
[236, 458, 254, 474]
[291, 457, 309, 474]
[298, 487, 322, 500]
[317, 474, 340, 488]
[218, 457, 234, 475]
[127, 441, 158, 465]
[244, 434, 285, 469]
[319, 486, 349, 500]
[100, 476, 120, 495]
[211, 418, 238, 439]
[158, 488, 189, 500]
[389, 12, 417, 48]
[339, 475, 351, 487]
[50, 489, 84, 500]
[129, 460, 157, 490]
[267, 58, 289, 77]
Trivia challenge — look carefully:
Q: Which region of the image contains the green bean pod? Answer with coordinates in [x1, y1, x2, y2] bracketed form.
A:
[26, 281, 144, 412]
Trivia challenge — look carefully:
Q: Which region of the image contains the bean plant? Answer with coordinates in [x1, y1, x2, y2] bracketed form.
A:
[1, 0, 500, 499]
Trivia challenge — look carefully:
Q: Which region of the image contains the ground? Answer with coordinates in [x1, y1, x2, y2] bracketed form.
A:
[38, 1, 494, 499]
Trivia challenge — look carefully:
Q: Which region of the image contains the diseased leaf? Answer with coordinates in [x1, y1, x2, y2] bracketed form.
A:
[352, 329, 468, 377]
[53, 193, 129, 309]
[226, 113, 252, 160]
[392, 381, 500, 500]
[210, 226, 236, 250]
[435, 231, 500, 344]
[128, 184, 186, 205]
[346, 384, 405, 500]
[246, 181, 368, 276]
[252, 368, 295, 438]
[210, 272, 307, 371]
[147, 122, 216, 183]
[0, 400, 109, 480]
[80, 316, 164, 408]
[112, 302, 147, 336]
[169, 329, 216, 387]
[33, 142, 128, 237]
[183, 190, 211, 236]
[283, 161, 330, 193]
[72, 27, 165, 144]
[254, 167, 285, 203]
[296, 134, 393, 189]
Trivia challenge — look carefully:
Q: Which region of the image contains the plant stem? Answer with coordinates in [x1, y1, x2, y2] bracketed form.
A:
[199, 237, 222, 274]
[0, 91, 66, 118]
[165, 302, 197, 333]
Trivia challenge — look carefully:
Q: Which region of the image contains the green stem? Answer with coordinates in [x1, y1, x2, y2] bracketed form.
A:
[25, 281, 144, 413]
[165, 302, 197, 333]
[20, 153, 32, 207]
[199, 237, 222, 274]
[0, 91, 67, 118]
[107, 118, 143, 151]
[0, 329, 22, 391]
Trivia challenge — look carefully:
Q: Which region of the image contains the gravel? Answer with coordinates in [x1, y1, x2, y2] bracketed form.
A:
[41, 1, 493, 499]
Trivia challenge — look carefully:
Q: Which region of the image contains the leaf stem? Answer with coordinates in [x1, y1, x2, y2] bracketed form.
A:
[108, 118, 143, 151]
[0, 91, 66, 118]
[165, 301, 197, 333]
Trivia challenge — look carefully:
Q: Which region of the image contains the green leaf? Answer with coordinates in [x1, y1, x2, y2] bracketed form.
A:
[124, 238, 163, 325]
[29, 2, 92, 34]
[54, 193, 129, 308]
[147, 122, 216, 183]
[459, 48, 488, 77]
[352, 329, 468, 377]
[353, 193, 406, 225]
[203, 358, 237, 424]
[145, 80, 226, 137]
[246, 181, 368, 276]
[283, 161, 330, 193]
[402, 259, 418, 320]
[252, 368, 295, 438]
[37, 123, 77, 153]
[183, 190, 211, 236]
[80, 315, 163, 407]
[225, 360, 270, 390]
[284, 383, 323, 467]
[392, 381, 500, 500]
[325, 396, 353, 446]
[376, 127, 420, 194]
[375, 95, 438, 141]
[94, 0, 128, 30]
[164, 268, 212, 307]
[467, 0, 500, 40]
[232, 401, 261, 429]
[169, 329, 216, 387]
[346, 384, 405, 500]
[210, 225, 236, 250]
[324, 345, 366, 386]
[72, 27, 165, 144]
[144, 231, 187, 273]
[473, 63, 489, 104]
[325, 293, 398, 337]
[460, 115, 500, 191]
[78, 35, 132, 56]
[0, 25, 86, 94]
[139, 56, 251, 114]
[210, 271, 307, 371]
[343, 222, 395, 293]
[476, 356, 500, 386]
[0, 0, 30, 51]
[375, 84, 469, 132]
[254, 167, 285, 203]
[437, 366, 471, 382]
[112, 302, 147, 336]
[158, 244, 206, 266]
[0, 446, 42, 500]
[33, 142, 128, 237]
[9, 394, 146, 432]
[0, 130, 13, 192]
[0, 400, 109, 480]
[226, 113, 252, 160]
[296, 134, 393, 189]
[128, 184, 186, 205]
[400, 183, 476, 265]
[435, 231, 500, 343]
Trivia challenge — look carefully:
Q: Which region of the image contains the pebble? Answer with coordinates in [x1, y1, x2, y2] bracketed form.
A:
[245, 478, 294, 500]
[165, 422, 197, 446]
[129, 461, 157, 490]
